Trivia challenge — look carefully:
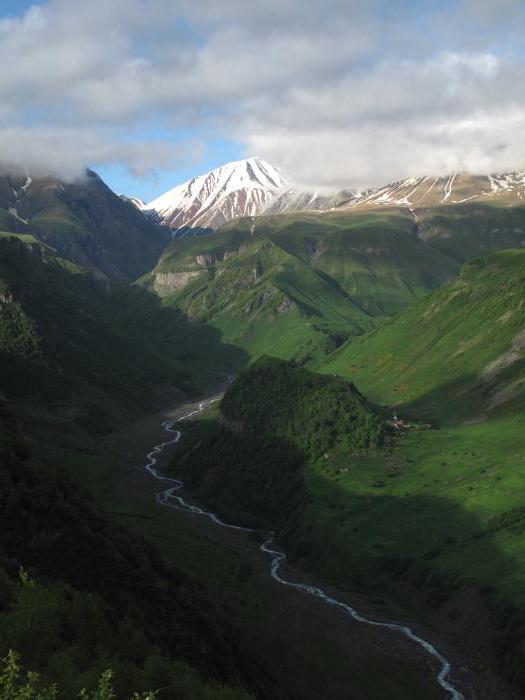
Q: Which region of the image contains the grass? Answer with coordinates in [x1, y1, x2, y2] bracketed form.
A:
[322, 249, 525, 423]
[148, 204, 525, 378]
[286, 412, 525, 603]
[142, 209, 459, 374]
[165, 356, 525, 694]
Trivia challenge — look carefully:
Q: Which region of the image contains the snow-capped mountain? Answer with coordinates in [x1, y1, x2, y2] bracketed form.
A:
[264, 172, 525, 216]
[145, 157, 286, 232]
[139, 163, 525, 235]
[344, 172, 525, 210]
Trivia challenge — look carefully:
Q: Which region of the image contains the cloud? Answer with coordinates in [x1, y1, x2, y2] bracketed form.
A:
[0, 0, 523, 188]
[0, 126, 203, 181]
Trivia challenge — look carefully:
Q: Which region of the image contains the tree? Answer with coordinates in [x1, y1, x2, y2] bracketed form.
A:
[0, 650, 57, 700]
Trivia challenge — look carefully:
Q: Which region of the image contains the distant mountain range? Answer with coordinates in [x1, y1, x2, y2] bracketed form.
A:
[138, 158, 525, 235]
[270, 172, 525, 213]
[345, 171, 525, 209]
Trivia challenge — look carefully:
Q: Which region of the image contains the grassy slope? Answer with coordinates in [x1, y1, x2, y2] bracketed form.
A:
[279, 410, 525, 693]
[135, 208, 460, 375]
[417, 201, 525, 264]
[147, 202, 525, 378]
[322, 249, 525, 423]
[265, 209, 458, 315]
[169, 237, 373, 365]
[174, 355, 525, 694]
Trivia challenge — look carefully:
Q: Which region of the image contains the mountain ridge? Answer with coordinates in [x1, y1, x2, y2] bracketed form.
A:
[0, 169, 169, 281]
[141, 162, 525, 234]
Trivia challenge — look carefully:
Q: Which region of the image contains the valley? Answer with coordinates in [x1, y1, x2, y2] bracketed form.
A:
[142, 399, 467, 700]
[3, 3, 525, 698]
[90, 392, 469, 700]
[2, 161, 525, 699]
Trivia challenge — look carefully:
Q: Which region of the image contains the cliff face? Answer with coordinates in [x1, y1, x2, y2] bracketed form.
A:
[153, 270, 202, 295]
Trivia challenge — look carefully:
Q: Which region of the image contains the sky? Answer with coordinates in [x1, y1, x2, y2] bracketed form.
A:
[0, 0, 524, 201]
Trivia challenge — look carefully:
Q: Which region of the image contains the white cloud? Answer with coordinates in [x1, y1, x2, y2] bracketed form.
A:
[0, 0, 523, 187]
[0, 126, 203, 180]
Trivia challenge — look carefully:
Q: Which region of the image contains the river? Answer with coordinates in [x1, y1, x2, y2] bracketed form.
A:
[142, 398, 465, 700]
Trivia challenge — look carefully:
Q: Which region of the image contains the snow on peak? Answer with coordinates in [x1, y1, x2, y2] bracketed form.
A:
[146, 157, 286, 231]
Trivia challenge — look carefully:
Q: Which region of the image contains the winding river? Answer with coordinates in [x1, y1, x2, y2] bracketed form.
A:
[143, 399, 465, 700]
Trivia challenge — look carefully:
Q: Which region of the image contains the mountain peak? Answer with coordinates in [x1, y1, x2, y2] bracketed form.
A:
[146, 157, 286, 232]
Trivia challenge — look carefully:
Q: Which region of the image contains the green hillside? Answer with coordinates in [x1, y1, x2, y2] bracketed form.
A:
[174, 355, 525, 695]
[134, 208, 461, 373]
[143, 203, 525, 377]
[416, 201, 525, 264]
[0, 171, 168, 281]
[159, 208, 459, 314]
[0, 232, 195, 435]
[323, 249, 525, 423]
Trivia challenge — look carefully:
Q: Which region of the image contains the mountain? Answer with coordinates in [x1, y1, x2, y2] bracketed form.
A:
[323, 248, 525, 423]
[140, 158, 525, 236]
[344, 171, 525, 210]
[263, 171, 525, 218]
[0, 231, 198, 436]
[133, 194, 525, 386]
[0, 170, 168, 281]
[145, 157, 286, 233]
[263, 189, 354, 215]
[119, 193, 146, 209]
[131, 208, 461, 377]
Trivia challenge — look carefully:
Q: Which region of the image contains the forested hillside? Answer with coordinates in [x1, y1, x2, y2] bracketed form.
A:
[172, 358, 389, 526]
[0, 232, 195, 436]
[0, 404, 253, 699]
